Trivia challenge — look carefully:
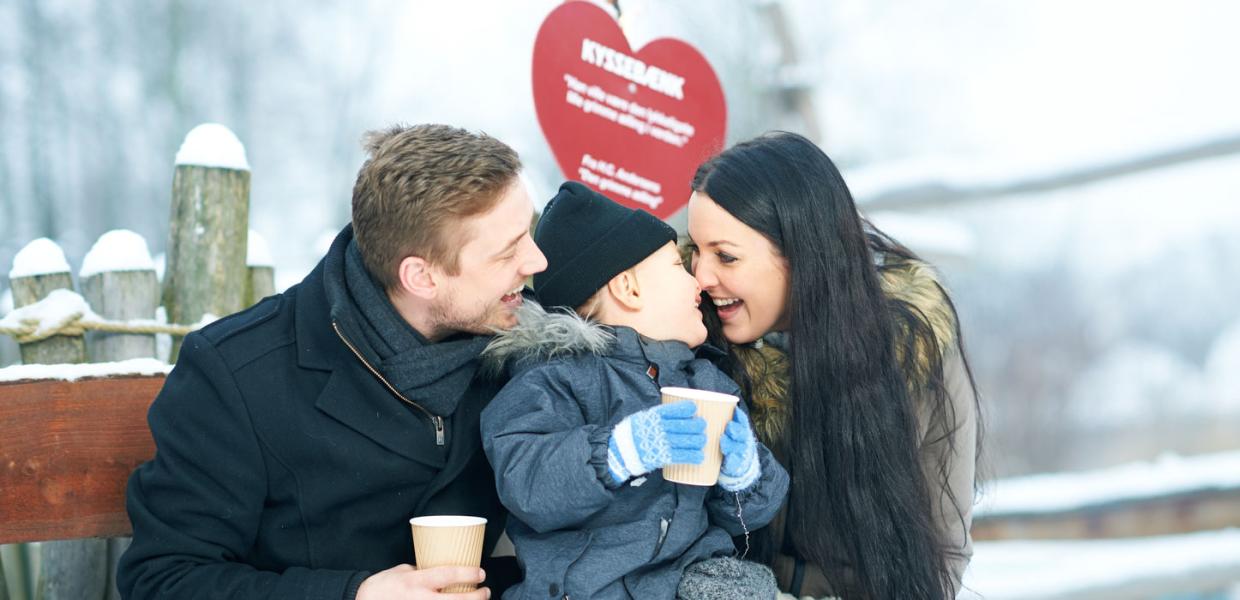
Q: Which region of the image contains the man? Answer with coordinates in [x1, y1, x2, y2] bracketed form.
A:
[119, 124, 547, 599]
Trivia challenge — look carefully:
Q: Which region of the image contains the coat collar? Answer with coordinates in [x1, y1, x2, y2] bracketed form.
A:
[608, 326, 697, 372]
[294, 256, 345, 372]
[290, 234, 448, 468]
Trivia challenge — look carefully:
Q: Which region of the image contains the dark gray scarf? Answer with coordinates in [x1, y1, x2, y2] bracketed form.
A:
[323, 226, 489, 416]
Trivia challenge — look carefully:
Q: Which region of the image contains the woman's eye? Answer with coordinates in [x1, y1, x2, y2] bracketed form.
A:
[718, 252, 737, 264]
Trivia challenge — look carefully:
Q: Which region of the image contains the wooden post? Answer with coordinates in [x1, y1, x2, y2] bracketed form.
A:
[162, 124, 250, 360]
[7, 239, 106, 600]
[81, 230, 159, 363]
[0, 287, 17, 369]
[79, 230, 159, 600]
[245, 230, 275, 307]
[36, 539, 106, 600]
[8, 239, 86, 365]
[0, 546, 27, 600]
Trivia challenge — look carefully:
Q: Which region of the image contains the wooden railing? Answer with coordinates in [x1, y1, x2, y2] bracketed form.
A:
[1, 123, 265, 600]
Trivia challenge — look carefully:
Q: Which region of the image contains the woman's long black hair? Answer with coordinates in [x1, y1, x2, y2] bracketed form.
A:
[692, 131, 979, 599]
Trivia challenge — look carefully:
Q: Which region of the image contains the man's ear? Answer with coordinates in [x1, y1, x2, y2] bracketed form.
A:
[397, 255, 438, 300]
[606, 269, 643, 311]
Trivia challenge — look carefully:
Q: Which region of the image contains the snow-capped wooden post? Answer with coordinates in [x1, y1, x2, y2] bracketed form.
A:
[163, 123, 250, 360]
[81, 230, 159, 362]
[246, 229, 276, 307]
[78, 229, 159, 600]
[7, 240, 104, 600]
[8, 239, 86, 365]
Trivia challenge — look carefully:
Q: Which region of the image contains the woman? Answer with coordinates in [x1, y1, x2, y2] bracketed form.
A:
[685, 131, 980, 600]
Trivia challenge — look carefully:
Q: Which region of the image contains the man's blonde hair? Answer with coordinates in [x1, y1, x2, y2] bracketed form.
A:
[351, 124, 521, 289]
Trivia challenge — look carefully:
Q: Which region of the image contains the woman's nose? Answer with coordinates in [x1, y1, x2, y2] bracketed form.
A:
[695, 264, 718, 290]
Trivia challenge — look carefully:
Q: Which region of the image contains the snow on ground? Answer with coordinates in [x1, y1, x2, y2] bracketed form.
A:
[9, 238, 71, 279]
[960, 529, 1240, 599]
[79, 229, 156, 278]
[0, 357, 171, 383]
[977, 449, 1240, 518]
[174, 123, 250, 171]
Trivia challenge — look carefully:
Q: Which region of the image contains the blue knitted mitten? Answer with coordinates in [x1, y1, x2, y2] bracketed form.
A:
[717, 408, 761, 492]
[607, 400, 706, 485]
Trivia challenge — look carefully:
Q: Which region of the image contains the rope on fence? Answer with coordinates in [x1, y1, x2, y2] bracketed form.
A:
[0, 313, 199, 345]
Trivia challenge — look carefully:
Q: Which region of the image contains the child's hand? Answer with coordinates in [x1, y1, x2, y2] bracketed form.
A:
[717, 408, 761, 492]
[607, 400, 706, 485]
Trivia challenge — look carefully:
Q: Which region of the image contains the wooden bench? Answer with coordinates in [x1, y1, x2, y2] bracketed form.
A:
[0, 375, 165, 544]
[6, 372, 1239, 545]
[6, 372, 1240, 600]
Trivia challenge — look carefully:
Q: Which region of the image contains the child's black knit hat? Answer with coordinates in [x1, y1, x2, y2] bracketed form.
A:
[533, 181, 676, 311]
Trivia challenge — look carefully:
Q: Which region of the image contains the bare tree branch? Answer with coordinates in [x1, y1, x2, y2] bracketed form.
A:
[860, 133, 1240, 210]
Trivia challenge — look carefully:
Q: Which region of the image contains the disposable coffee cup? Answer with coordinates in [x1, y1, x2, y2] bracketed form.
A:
[409, 515, 487, 593]
[660, 387, 739, 486]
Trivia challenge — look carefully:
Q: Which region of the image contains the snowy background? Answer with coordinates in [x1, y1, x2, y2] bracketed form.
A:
[2, 1, 1239, 597]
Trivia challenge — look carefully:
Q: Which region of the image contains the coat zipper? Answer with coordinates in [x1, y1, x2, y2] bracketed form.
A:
[643, 357, 676, 562]
[332, 321, 446, 446]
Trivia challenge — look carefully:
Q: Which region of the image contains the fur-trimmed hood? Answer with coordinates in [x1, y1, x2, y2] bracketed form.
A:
[741, 257, 960, 458]
[482, 300, 614, 376]
[876, 257, 958, 354]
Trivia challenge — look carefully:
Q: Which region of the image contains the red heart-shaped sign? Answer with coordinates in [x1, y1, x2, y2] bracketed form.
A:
[532, 1, 727, 220]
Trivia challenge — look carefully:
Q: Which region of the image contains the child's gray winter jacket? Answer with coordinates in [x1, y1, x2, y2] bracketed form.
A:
[481, 303, 789, 600]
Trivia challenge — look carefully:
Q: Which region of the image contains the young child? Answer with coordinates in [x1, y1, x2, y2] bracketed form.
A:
[480, 182, 789, 600]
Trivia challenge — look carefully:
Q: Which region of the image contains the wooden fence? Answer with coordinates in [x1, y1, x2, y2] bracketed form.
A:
[969, 451, 1240, 599]
[0, 124, 271, 600]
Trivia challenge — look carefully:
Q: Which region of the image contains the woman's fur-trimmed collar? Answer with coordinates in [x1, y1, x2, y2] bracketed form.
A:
[743, 257, 958, 449]
[877, 257, 958, 353]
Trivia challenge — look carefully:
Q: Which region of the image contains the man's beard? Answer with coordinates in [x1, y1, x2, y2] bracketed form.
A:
[428, 289, 500, 338]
